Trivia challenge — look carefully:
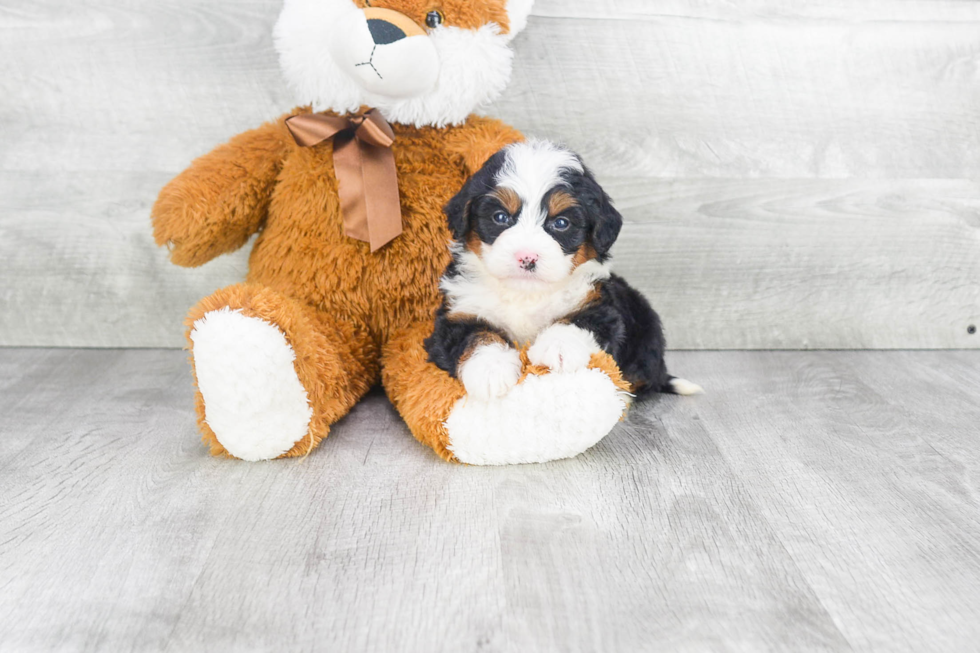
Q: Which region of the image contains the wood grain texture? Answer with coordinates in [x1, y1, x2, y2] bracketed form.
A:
[610, 178, 980, 350]
[1, 348, 979, 651]
[532, 0, 980, 21]
[497, 6, 980, 179]
[1, 1, 979, 348]
[3, 1, 978, 177]
[2, 173, 977, 349]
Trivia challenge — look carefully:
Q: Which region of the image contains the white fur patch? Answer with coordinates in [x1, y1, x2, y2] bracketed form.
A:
[190, 309, 313, 462]
[275, 0, 520, 127]
[445, 367, 628, 465]
[459, 140, 588, 294]
[442, 248, 610, 344]
[527, 323, 601, 373]
[505, 0, 535, 41]
[670, 378, 705, 396]
[327, 10, 440, 99]
[458, 342, 523, 401]
[496, 140, 583, 228]
[481, 220, 572, 286]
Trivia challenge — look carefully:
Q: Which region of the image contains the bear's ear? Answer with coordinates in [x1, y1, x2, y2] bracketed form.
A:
[504, 0, 534, 41]
[444, 149, 508, 241]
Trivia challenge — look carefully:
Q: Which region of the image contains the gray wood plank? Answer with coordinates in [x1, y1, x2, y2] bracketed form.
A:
[2, 348, 980, 651]
[2, 2, 979, 348]
[669, 351, 980, 652]
[2, 173, 978, 349]
[533, 0, 980, 21]
[3, 2, 978, 178]
[0, 171, 250, 348]
[496, 10, 980, 179]
[610, 178, 980, 350]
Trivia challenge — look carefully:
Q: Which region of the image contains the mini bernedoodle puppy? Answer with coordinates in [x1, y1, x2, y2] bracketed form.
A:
[425, 140, 702, 402]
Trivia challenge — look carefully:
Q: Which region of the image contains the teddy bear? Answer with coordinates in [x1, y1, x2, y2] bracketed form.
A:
[152, 0, 632, 465]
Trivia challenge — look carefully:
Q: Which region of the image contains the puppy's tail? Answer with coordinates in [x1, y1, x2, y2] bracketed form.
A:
[663, 376, 704, 396]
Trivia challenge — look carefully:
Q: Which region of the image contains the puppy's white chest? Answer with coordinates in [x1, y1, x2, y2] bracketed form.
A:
[442, 258, 610, 345]
[474, 291, 572, 344]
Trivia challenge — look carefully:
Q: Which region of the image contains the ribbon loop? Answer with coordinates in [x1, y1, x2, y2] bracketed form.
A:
[285, 109, 403, 252]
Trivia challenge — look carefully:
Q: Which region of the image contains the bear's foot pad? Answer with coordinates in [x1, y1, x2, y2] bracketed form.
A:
[444, 366, 629, 465]
[191, 308, 313, 461]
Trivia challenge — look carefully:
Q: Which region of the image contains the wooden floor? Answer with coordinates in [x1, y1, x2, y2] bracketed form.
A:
[1, 349, 978, 652]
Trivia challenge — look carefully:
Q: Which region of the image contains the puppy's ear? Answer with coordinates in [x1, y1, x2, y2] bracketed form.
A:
[444, 186, 474, 241]
[444, 149, 508, 241]
[578, 167, 623, 258]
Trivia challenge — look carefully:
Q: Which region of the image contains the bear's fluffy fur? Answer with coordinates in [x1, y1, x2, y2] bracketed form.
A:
[153, 0, 631, 464]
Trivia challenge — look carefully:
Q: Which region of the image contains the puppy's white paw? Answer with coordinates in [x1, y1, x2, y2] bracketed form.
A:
[459, 342, 523, 401]
[528, 323, 601, 373]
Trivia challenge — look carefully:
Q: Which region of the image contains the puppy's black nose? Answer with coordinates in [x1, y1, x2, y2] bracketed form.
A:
[519, 259, 537, 272]
[367, 19, 407, 45]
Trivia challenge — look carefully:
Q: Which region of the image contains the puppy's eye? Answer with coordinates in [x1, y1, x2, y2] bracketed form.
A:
[492, 211, 510, 225]
[425, 10, 444, 28]
[552, 217, 571, 231]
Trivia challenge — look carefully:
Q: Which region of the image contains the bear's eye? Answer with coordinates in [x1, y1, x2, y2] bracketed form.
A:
[492, 211, 510, 225]
[425, 10, 444, 29]
[552, 217, 571, 231]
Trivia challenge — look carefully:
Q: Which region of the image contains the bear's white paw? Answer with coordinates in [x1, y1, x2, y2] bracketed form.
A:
[190, 308, 313, 461]
[528, 323, 601, 373]
[458, 342, 523, 401]
[445, 366, 628, 466]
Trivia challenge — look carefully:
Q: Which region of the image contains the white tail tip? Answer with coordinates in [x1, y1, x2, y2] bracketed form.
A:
[670, 378, 704, 396]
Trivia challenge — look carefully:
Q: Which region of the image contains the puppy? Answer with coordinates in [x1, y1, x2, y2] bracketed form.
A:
[424, 140, 702, 401]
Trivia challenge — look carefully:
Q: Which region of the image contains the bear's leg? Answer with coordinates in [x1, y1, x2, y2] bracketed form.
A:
[186, 284, 378, 461]
[381, 322, 631, 465]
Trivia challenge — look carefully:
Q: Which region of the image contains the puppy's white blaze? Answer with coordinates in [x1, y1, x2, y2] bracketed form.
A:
[483, 220, 571, 285]
[670, 378, 705, 396]
[458, 342, 523, 401]
[527, 323, 601, 373]
[442, 247, 611, 344]
[496, 140, 583, 228]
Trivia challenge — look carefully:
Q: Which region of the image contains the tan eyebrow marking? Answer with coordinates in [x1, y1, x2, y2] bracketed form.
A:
[548, 190, 579, 217]
[491, 187, 521, 215]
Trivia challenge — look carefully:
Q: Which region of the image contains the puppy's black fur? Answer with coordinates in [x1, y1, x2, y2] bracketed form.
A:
[426, 144, 686, 399]
[566, 274, 672, 398]
[425, 273, 510, 378]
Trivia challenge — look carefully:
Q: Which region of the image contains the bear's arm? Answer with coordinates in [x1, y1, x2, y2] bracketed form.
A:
[444, 116, 525, 177]
[151, 113, 296, 267]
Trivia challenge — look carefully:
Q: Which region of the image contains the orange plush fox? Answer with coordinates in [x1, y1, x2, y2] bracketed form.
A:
[153, 0, 631, 465]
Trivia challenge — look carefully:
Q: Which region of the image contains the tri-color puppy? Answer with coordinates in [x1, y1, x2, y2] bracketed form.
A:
[425, 140, 702, 402]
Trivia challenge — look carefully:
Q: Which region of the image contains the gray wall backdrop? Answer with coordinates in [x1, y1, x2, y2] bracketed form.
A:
[1, 0, 978, 349]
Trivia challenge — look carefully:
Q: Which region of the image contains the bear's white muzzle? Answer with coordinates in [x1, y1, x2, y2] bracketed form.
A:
[329, 7, 440, 99]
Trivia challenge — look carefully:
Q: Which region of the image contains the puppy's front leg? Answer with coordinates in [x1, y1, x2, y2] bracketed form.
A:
[425, 310, 521, 401]
[458, 341, 523, 401]
[528, 322, 602, 373]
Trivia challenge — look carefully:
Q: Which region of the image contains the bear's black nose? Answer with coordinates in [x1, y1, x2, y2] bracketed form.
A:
[367, 19, 406, 45]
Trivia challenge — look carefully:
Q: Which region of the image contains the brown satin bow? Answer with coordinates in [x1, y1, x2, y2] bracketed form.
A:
[285, 109, 402, 252]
